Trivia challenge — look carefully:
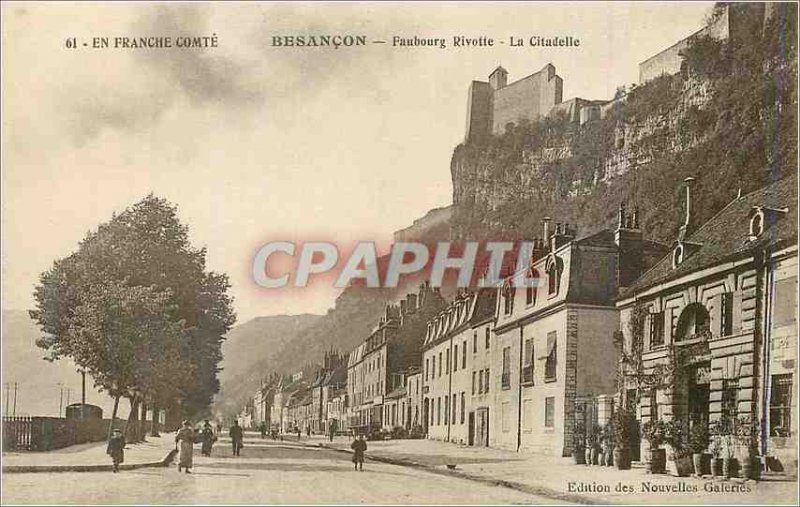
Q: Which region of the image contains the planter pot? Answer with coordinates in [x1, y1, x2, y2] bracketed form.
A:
[614, 447, 632, 470]
[711, 457, 724, 477]
[647, 448, 667, 474]
[590, 447, 600, 465]
[692, 453, 711, 476]
[722, 457, 739, 479]
[573, 448, 586, 465]
[673, 455, 694, 477]
[740, 456, 761, 481]
[584, 448, 592, 466]
[605, 450, 614, 467]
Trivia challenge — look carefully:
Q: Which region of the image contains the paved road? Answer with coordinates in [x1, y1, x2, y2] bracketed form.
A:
[2, 440, 561, 504]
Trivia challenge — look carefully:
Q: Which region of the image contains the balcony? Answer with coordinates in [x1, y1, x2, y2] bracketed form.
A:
[521, 364, 534, 385]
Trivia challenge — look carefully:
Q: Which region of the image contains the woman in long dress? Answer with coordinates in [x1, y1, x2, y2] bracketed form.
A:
[175, 420, 195, 473]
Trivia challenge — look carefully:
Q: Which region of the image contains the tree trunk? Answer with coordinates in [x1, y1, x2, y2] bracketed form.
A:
[124, 396, 140, 443]
[106, 394, 121, 452]
[151, 404, 161, 436]
[139, 401, 148, 442]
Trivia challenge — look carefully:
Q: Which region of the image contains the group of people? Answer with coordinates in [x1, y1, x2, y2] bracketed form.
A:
[174, 419, 246, 472]
[107, 418, 368, 473]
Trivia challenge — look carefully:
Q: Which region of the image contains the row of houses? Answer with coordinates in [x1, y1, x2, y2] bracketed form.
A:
[242, 174, 796, 468]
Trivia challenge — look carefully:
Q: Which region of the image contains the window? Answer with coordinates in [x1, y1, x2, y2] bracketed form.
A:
[522, 338, 534, 384]
[446, 348, 451, 373]
[770, 374, 792, 437]
[502, 282, 514, 315]
[673, 244, 684, 268]
[526, 268, 538, 306]
[548, 263, 560, 295]
[436, 397, 441, 426]
[438, 352, 442, 377]
[431, 356, 436, 380]
[545, 332, 557, 381]
[484, 369, 490, 393]
[452, 394, 457, 424]
[650, 311, 665, 347]
[545, 397, 555, 428]
[676, 303, 710, 342]
[472, 371, 476, 395]
[485, 328, 490, 349]
[773, 277, 798, 327]
[523, 399, 533, 432]
[460, 392, 465, 424]
[444, 395, 449, 424]
[425, 358, 429, 381]
[721, 379, 739, 428]
[720, 292, 734, 336]
[462, 340, 467, 369]
[478, 370, 483, 393]
[502, 347, 511, 389]
[750, 211, 764, 237]
[453, 345, 458, 372]
[473, 331, 478, 354]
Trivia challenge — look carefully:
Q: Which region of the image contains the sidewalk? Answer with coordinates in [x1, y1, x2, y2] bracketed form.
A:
[2, 433, 177, 473]
[296, 435, 797, 505]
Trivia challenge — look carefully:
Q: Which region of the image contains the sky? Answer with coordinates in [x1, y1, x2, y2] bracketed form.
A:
[2, 1, 715, 324]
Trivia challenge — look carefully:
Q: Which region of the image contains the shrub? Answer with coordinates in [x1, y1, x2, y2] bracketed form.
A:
[612, 408, 638, 450]
[688, 423, 710, 453]
[642, 419, 667, 448]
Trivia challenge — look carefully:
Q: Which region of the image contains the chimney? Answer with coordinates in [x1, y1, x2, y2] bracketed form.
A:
[551, 222, 576, 251]
[399, 299, 407, 316]
[615, 201, 645, 290]
[542, 217, 552, 245]
[678, 177, 695, 239]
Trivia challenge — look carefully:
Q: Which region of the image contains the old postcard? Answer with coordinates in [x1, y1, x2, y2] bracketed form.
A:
[1, 1, 798, 505]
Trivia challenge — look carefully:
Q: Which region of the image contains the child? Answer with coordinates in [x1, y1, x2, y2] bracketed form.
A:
[350, 434, 367, 471]
[108, 428, 125, 473]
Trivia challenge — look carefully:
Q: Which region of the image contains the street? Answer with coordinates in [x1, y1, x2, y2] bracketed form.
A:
[2, 440, 562, 505]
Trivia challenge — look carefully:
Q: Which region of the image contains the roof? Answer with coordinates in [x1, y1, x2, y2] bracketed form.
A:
[385, 386, 407, 400]
[620, 174, 797, 298]
[424, 288, 497, 349]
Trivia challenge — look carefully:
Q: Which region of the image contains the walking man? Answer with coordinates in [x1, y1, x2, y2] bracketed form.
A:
[107, 428, 125, 473]
[350, 434, 367, 471]
[175, 420, 195, 473]
[229, 420, 244, 456]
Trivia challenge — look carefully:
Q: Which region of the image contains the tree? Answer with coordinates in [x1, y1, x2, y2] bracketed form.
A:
[30, 195, 236, 438]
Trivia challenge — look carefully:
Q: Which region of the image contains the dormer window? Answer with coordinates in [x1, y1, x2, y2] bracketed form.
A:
[747, 205, 788, 241]
[526, 268, 539, 306]
[546, 260, 561, 296]
[672, 243, 684, 268]
[502, 279, 514, 315]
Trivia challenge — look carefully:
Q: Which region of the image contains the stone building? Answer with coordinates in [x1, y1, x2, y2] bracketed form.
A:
[465, 64, 563, 141]
[404, 368, 423, 432]
[346, 284, 446, 435]
[617, 175, 797, 468]
[491, 213, 667, 456]
[422, 288, 497, 445]
[310, 351, 346, 434]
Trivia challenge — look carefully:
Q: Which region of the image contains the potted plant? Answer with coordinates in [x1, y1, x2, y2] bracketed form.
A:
[641, 419, 667, 474]
[664, 420, 693, 477]
[708, 420, 725, 477]
[612, 408, 636, 470]
[572, 419, 586, 465]
[720, 422, 739, 479]
[588, 424, 602, 465]
[735, 415, 761, 481]
[689, 423, 711, 476]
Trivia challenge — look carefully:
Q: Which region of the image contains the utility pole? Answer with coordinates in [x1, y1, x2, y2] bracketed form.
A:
[58, 383, 64, 417]
[81, 369, 86, 405]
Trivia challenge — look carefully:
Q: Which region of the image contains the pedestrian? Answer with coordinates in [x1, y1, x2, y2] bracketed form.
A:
[200, 420, 216, 457]
[107, 428, 125, 473]
[216, 422, 223, 434]
[328, 421, 335, 442]
[175, 420, 195, 473]
[259, 421, 267, 439]
[351, 434, 367, 471]
[296, 426, 301, 441]
[306, 425, 311, 438]
[229, 419, 244, 456]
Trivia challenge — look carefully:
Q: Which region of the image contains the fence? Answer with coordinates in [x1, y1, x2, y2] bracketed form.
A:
[2, 416, 123, 452]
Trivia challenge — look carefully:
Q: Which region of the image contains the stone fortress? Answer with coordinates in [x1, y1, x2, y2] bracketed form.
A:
[463, 3, 772, 144]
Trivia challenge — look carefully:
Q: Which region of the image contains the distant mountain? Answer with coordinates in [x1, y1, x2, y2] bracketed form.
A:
[1, 309, 127, 418]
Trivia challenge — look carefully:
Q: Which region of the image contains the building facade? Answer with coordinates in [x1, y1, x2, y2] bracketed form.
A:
[617, 175, 797, 468]
[422, 289, 497, 445]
